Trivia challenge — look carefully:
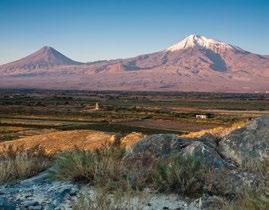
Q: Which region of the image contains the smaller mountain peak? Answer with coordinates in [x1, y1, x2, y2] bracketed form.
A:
[40, 46, 56, 52]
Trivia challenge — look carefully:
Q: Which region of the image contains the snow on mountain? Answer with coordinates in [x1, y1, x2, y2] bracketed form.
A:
[166, 34, 244, 53]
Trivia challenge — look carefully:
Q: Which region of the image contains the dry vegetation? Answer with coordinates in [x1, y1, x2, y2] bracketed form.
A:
[0, 130, 142, 154]
[0, 90, 268, 209]
[180, 120, 247, 138]
[51, 144, 217, 206]
[152, 155, 212, 196]
[0, 145, 51, 183]
[50, 144, 269, 210]
[0, 133, 268, 209]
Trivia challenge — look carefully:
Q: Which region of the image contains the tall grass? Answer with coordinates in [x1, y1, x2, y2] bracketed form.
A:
[152, 155, 211, 197]
[51, 144, 211, 196]
[50, 144, 128, 190]
[224, 158, 269, 210]
[51, 144, 269, 209]
[0, 145, 51, 183]
[52, 144, 152, 209]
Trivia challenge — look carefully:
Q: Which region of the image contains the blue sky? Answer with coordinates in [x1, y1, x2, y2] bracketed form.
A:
[0, 0, 268, 64]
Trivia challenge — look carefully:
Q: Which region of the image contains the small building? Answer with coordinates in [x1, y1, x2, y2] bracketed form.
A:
[95, 102, 100, 111]
[196, 114, 207, 119]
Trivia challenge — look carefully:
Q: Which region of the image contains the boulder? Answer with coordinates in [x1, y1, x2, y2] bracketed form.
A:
[219, 117, 269, 165]
[182, 141, 232, 169]
[123, 134, 191, 160]
[208, 170, 258, 197]
[194, 134, 218, 149]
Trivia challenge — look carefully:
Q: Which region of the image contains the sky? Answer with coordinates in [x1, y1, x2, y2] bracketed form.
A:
[0, 0, 268, 64]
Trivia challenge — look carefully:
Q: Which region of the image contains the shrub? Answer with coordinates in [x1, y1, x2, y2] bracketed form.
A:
[223, 189, 269, 210]
[51, 144, 127, 190]
[152, 155, 210, 196]
[0, 145, 51, 183]
[224, 158, 269, 210]
[123, 152, 157, 190]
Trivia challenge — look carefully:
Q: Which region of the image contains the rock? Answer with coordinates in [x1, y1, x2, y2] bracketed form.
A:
[208, 170, 257, 197]
[28, 206, 42, 210]
[182, 141, 233, 169]
[219, 117, 269, 165]
[123, 134, 191, 160]
[194, 134, 218, 149]
[0, 170, 80, 210]
[22, 200, 39, 207]
[0, 197, 17, 210]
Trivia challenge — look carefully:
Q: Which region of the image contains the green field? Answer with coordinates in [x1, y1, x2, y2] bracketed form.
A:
[1, 89, 268, 142]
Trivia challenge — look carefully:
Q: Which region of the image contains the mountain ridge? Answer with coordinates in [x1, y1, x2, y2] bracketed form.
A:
[1, 35, 269, 93]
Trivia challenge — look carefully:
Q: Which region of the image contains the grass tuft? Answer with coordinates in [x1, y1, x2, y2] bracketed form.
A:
[0, 145, 51, 183]
[152, 155, 211, 196]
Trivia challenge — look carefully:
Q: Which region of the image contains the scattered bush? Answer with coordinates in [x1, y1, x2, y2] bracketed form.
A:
[0, 145, 51, 183]
[223, 158, 269, 210]
[223, 189, 269, 210]
[152, 155, 211, 196]
[123, 152, 156, 190]
[51, 144, 127, 190]
[52, 145, 268, 209]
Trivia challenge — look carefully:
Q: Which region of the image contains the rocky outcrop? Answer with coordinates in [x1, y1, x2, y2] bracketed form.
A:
[219, 117, 269, 165]
[0, 171, 79, 210]
[124, 133, 233, 169]
[123, 134, 191, 159]
[182, 141, 232, 169]
[1, 117, 268, 209]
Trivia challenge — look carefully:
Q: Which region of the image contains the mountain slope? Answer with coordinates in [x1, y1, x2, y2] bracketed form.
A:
[0, 46, 82, 71]
[0, 35, 269, 92]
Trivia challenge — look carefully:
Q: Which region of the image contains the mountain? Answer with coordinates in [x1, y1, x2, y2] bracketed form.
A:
[0, 35, 269, 92]
[0, 46, 82, 72]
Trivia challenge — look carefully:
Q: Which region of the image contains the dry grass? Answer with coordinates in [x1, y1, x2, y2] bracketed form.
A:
[52, 144, 152, 209]
[0, 130, 142, 154]
[223, 158, 269, 210]
[152, 155, 212, 197]
[72, 186, 150, 210]
[180, 120, 247, 138]
[0, 145, 51, 183]
[223, 189, 269, 210]
[50, 144, 128, 190]
[51, 144, 214, 196]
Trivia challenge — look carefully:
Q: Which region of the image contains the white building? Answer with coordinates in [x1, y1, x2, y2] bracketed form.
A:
[95, 102, 100, 111]
[196, 114, 207, 119]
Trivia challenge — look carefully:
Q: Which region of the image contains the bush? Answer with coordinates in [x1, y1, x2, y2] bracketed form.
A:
[52, 144, 153, 209]
[52, 145, 217, 198]
[224, 158, 269, 210]
[0, 145, 51, 183]
[123, 152, 156, 189]
[224, 189, 269, 210]
[152, 155, 211, 196]
[51, 144, 127, 190]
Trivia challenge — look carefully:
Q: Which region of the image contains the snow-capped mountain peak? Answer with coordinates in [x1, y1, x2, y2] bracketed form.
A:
[166, 34, 243, 52]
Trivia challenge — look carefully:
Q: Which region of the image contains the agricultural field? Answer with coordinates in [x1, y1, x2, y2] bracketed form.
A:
[1, 89, 269, 143]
